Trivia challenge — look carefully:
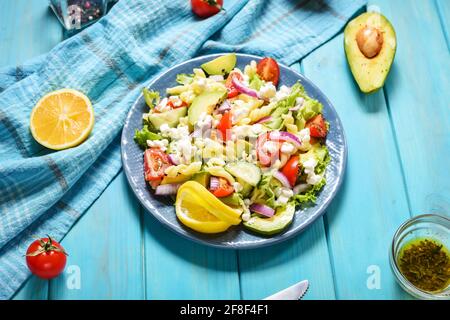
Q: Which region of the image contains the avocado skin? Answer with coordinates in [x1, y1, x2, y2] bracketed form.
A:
[344, 12, 397, 94]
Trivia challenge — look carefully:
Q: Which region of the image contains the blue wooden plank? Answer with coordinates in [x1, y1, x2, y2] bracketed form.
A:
[301, 30, 411, 298]
[376, 0, 450, 217]
[435, 0, 450, 49]
[237, 63, 336, 300]
[1, 0, 63, 300]
[142, 213, 241, 299]
[12, 277, 48, 300]
[0, 0, 61, 68]
[48, 172, 145, 299]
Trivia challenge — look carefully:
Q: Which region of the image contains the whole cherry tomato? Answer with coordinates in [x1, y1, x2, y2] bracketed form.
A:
[26, 236, 67, 279]
[191, 0, 223, 18]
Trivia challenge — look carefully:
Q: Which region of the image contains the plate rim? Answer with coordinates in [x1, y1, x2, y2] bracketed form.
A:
[121, 53, 347, 250]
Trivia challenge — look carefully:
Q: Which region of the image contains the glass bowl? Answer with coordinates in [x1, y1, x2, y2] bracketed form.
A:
[390, 214, 450, 300]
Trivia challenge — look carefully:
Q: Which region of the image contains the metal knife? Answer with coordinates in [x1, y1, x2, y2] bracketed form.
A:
[263, 280, 309, 300]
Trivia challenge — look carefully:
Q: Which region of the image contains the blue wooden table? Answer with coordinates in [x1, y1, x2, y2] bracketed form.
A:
[2, 0, 449, 300]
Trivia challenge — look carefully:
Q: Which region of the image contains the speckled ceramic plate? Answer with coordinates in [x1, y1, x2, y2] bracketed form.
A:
[121, 54, 347, 249]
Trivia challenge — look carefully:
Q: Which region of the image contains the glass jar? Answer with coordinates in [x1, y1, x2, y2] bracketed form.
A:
[49, 0, 111, 31]
[390, 214, 450, 300]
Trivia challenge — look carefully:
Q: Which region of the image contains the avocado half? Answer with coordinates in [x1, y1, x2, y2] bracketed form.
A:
[344, 12, 396, 93]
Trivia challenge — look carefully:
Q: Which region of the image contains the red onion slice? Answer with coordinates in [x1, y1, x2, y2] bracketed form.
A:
[269, 131, 302, 148]
[217, 100, 231, 114]
[273, 170, 292, 189]
[155, 183, 181, 195]
[209, 176, 220, 190]
[249, 203, 275, 218]
[232, 77, 260, 98]
[168, 154, 180, 165]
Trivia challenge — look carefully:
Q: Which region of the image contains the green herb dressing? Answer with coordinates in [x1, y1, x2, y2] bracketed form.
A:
[397, 238, 450, 292]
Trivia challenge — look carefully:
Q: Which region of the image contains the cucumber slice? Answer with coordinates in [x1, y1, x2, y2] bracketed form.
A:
[225, 162, 261, 186]
[237, 178, 253, 197]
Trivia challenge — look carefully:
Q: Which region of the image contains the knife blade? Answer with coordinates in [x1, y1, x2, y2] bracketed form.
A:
[263, 280, 309, 300]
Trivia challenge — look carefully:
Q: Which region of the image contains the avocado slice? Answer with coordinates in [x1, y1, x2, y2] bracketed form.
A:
[344, 12, 396, 93]
[243, 203, 295, 236]
[201, 53, 237, 76]
[147, 107, 187, 130]
[220, 193, 242, 207]
[161, 174, 191, 185]
[188, 90, 226, 126]
[192, 172, 210, 188]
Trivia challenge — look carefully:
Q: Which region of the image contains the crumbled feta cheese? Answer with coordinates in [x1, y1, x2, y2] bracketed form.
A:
[307, 173, 322, 185]
[275, 187, 294, 205]
[233, 182, 243, 192]
[273, 85, 291, 101]
[259, 82, 277, 99]
[244, 198, 252, 206]
[196, 112, 213, 130]
[251, 123, 264, 135]
[242, 212, 251, 222]
[263, 141, 278, 154]
[295, 97, 305, 107]
[209, 75, 224, 82]
[147, 139, 169, 151]
[169, 95, 183, 107]
[155, 97, 170, 113]
[280, 142, 295, 155]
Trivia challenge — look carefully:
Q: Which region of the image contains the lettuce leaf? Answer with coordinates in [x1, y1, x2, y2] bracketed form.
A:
[252, 172, 276, 208]
[299, 143, 329, 173]
[134, 125, 162, 149]
[249, 74, 264, 91]
[143, 88, 160, 109]
[265, 82, 305, 130]
[176, 73, 194, 85]
[290, 178, 326, 206]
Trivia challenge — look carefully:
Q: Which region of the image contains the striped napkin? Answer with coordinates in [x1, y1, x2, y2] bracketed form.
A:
[0, 0, 365, 299]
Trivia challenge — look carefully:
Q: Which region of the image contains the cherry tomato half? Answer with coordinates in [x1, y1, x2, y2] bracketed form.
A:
[257, 57, 280, 86]
[144, 148, 171, 181]
[217, 111, 232, 141]
[225, 71, 243, 98]
[26, 236, 67, 279]
[210, 177, 234, 197]
[191, 0, 223, 18]
[281, 155, 300, 187]
[305, 114, 328, 138]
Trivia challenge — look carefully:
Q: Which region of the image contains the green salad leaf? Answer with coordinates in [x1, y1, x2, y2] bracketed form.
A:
[291, 178, 326, 206]
[176, 73, 194, 85]
[143, 88, 160, 109]
[251, 172, 276, 208]
[265, 82, 305, 130]
[249, 74, 264, 91]
[134, 125, 162, 149]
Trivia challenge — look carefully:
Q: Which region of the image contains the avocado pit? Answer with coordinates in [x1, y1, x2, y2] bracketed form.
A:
[356, 26, 384, 58]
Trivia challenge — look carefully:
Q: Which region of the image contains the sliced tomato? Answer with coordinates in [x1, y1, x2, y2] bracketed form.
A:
[217, 111, 232, 141]
[210, 177, 234, 197]
[225, 71, 244, 98]
[144, 148, 171, 181]
[306, 114, 328, 138]
[257, 57, 280, 86]
[281, 155, 300, 187]
[256, 132, 280, 166]
[191, 0, 223, 18]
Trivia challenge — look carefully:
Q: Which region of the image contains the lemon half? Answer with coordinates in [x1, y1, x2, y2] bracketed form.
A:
[30, 89, 94, 150]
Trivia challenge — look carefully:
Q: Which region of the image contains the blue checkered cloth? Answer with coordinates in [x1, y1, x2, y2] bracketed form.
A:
[0, 0, 365, 299]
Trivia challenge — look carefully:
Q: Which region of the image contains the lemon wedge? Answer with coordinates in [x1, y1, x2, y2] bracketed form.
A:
[175, 181, 242, 233]
[30, 89, 94, 150]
